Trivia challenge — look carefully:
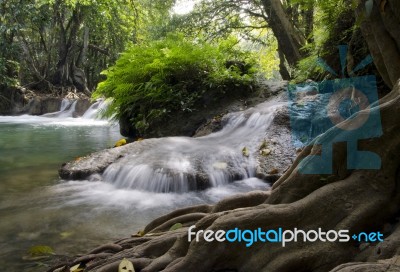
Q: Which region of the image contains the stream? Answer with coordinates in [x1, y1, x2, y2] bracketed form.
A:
[0, 100, 271, 272]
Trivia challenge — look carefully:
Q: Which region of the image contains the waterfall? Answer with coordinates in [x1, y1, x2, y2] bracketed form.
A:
[100, 101, 284, 193]
[57, 100, 78, 117]
[40, 98, 108, 120]
[60, 98, 72, 112]
[82, 99, 108, 119]
[41, 99, 73, 117]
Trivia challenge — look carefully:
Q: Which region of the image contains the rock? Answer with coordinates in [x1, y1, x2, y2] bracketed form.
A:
[120, 81, 288, 138]
[0, 86, 93, 116]
[60, 85, 296, 191]
[0, 86, 29, 115]
[27, 97, 61, 115]
[74, 99, 92, 117]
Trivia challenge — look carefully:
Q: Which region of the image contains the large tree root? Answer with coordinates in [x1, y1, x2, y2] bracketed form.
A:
[49, 81, 400, 272]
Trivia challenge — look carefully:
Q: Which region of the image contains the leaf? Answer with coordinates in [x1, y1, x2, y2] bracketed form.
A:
[259, 140, 268, 150]
[242, 147, 250, 157]
[114, 138, 127, 147]
[60, 231, 73, 239]
[28, 245, 55, 257]
[119, 258, 135, 272]
[268, 168, 279, 175]
[259, 148, 271, 156]
[169, 223, 183, 231]
[70, 263, 83, 272]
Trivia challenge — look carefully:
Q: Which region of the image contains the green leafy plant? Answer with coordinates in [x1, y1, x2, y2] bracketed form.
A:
[93, 34, 258, 134]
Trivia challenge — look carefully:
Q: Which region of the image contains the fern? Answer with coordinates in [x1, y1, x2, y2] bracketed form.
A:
[93, 34, 259, 134]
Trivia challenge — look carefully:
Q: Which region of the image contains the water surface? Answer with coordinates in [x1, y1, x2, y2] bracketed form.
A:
[0, 114, 268, 271]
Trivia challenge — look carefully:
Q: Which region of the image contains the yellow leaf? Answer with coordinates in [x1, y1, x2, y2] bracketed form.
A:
[60, 231, 73, 239]
[260, 148, 271, 156]
[119, 258, 135, 272]
[28, 245, 54, 257]
[242, 147, 250, 157]
[70, 263, 83, 272]
[259, 140, 268, 150]
[114, 139, 127, 147]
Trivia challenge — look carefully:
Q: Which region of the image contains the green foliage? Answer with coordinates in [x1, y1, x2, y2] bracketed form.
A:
[0, 58, 19, 87]
[0, 0, 175, 91]
[94, 34, 258, 134]
[293, 0, 357, 82]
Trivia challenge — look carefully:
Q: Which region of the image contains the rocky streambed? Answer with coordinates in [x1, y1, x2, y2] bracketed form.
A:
[59, 89, 297, 192]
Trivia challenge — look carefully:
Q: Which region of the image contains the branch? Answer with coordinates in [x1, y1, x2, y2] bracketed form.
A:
[88, 44, 109, 56]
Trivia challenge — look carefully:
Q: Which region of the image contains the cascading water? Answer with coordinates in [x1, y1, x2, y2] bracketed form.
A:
[82, 99, 109, 119]
[57, 100, 78, 117]
[41, 98, 73, 117]
[100, 101, 285, 193]
[0, 88, 287, 272]
[36, 98, 109, 119]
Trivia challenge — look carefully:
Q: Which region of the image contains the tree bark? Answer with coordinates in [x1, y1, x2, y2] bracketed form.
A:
[52, 2, 89, 93]
[48, 80, 400, 272]
[260, 0, 305, 67]
[48, 1, 400, 271]
[358, 0, 400, 89]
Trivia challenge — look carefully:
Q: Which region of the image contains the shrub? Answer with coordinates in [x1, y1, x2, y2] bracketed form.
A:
[93, 34, 258, 134]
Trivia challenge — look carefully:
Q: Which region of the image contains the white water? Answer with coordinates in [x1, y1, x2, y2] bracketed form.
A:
[0, 99, 111, 126]
[101, 101, 284, 193]
[41, 98, 73, 118]
[0, 96, 279, 272]
[82, 99, 109, 119]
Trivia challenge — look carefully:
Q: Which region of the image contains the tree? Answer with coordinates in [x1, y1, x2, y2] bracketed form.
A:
[0, 0, 175, 94]
[174, 0, 313, 79]
[48, 1, 400, 271]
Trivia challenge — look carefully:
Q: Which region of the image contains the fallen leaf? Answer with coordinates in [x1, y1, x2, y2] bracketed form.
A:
[70, 263, 83, 272]
[259, 140, 268, 150]
[260, 148, 271, 156]
[114, 139, 127, 147]
[169, 223, 183, 231]
[119, 258, 135, 272]
[242, 147, 250, 157]
[60, 231, 73, 239]
[28, 245, 55, 256]
[268, 169, 279, 175]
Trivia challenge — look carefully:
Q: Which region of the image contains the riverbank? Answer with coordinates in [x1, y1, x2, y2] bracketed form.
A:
[0, 86, 91, 116]
[47, 82, 400, 272]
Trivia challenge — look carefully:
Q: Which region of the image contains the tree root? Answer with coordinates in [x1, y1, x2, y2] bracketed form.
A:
[49, 82, 400, 271]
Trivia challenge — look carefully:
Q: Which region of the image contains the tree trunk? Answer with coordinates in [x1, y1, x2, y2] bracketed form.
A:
[278, 48, 291, 80]
[260, 0, 305, 67]
[49, 81, 400, 272]
[52, 2, 89, 93]
[358, 0, 400, 89]
[48, 1, 400, 272]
